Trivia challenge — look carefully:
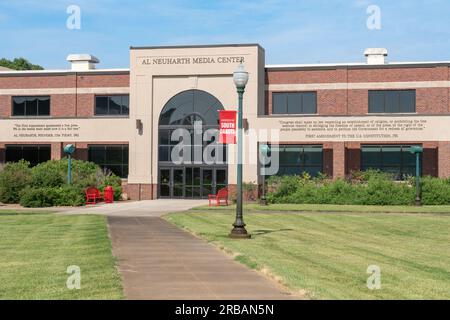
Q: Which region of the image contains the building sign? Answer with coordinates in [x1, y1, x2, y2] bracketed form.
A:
[1, 118, 131, 142]
[259, 116, 449, 142]
[219, 110, 237, 144]
[140, 55, 245, 66]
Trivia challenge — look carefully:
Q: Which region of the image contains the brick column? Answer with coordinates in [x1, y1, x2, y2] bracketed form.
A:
[333, 142, 346, 179]
[438, 142, 450, 178]
[51, 142, 62, 160]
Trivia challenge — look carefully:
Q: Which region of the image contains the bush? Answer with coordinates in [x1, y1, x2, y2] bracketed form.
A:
[267, 172, 416, 206]
[0, 158, 123, 207]
[0, 160, 32, 203]
[421, 176, 450, 205]
[19, 187, 57, 208]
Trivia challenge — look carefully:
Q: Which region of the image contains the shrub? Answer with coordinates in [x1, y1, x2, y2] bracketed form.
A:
[0, 158, 123, 207]
[0, 160, 32, 204]
[421, 176, 450, 205]
[267, 172, 417, 206]
[52, 186, 86, 207]
[19, 187, 57, 208]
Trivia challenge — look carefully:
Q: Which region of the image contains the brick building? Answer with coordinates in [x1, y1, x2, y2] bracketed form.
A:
[1, 44, 449, 200]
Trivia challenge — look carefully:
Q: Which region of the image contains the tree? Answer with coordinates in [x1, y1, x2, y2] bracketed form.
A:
[0, 57, 44, 70]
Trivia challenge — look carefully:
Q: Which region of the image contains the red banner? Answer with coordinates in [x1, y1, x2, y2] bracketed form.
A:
[219, 110, 237, 144]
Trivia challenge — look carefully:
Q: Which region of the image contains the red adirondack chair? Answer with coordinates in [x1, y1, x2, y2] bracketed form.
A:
[208, 187, 229, 207]
[85, 187, 103, 205]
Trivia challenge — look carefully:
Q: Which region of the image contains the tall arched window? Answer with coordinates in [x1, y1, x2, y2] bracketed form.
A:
[158, 90, 228, 199]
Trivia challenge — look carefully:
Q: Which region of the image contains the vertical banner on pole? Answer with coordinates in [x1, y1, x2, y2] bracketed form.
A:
[219, 110, 237, 144]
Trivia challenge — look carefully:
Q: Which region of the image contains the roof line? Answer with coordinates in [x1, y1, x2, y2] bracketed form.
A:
[130, 43, 265, 51]
[0, 68, 130, 76]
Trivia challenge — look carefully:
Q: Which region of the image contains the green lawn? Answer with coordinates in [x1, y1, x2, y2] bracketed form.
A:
[0, 213, 123, 299]
[165, 209, 450, 299]
[196, 203, 450, 214]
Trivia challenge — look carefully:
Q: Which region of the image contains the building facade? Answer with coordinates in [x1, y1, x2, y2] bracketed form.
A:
[1, 44, 450, 200]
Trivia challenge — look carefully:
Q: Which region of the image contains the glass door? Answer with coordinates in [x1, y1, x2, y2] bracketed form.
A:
[172, 168, 185, 198]
[159, 168, 171, 198]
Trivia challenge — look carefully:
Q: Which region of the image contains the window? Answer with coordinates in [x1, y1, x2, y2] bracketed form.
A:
[264, 145, 323, 176]
[88, 145, 129, 178]
[272, 92, 317, 114]
[158, 128, 226, 164]
[5, 145, 51, 166]
[12, 96, 50, 116]
[369, 90, 416, 113]
[361, 145, 420, 180]
[95, 95, 129, 116]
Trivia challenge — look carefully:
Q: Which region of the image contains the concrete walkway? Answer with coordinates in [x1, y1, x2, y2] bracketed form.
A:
[108, 216, 296, 300]
[60, 199, 208, 217]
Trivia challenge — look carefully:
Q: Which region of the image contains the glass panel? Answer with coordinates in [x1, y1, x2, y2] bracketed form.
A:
[362, 146, 382, 167]
[38, 146, 51, 163]
[193, 168, 201, 186]
[173, 169, 184, 184]
[5, 146, 23, 162]
[302, 92, 317, 114]
[89, 146, 106, 164]
[185, 187, 193, 198]
[13, 97, 26, 116]
[159, 130, 170, 145]
[22, 146, 39, 165]
[26, 98, 38, 116]
[402, 146, 417, 166]
[272, 93, 288, 114]
[369, 91, 384, 113]
[385, 91, 400, 113]
[185, 167, 193, 185]
[160, 185, 170, 197]
[123, 146, 129, 163]
[203, 169, 213, 185]
[158, 146, 170, 162]
[121, 95, 130, 115]
[279, 147, 301, 166]
[192, 187, 201, 198]
[95, 96, 108, 115]
[202, 185, 212, 197]
[382, 146, 402, 166]
[106, 165, 123, 177]
[105, 146, 123, 164]
[109, 96, 122, 115]
[399, 91, 415, 113]
[160, 169, 170, 184]
[216, 169, 227, 185]
[287, 93, 302, 114]
[38, 97, 50, 116]
[173, 185, 183, 197]
[303, 147, 323, 166]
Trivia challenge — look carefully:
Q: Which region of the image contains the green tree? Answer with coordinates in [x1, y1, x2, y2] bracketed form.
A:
[0, 57, 44, 70]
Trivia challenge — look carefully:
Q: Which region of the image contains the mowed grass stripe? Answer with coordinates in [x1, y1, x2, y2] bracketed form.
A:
[166, 210, 450, 299]
[0, 214, 123, 300]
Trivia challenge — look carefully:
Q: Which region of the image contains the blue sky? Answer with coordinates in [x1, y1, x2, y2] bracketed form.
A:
[0, 0, 449, 69]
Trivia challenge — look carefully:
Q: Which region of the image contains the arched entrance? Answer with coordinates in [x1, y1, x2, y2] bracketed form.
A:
[158, 89, 228, 199]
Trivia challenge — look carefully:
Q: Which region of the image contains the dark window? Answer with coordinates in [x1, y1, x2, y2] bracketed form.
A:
[369, 90, 416, 113]
[272, 92, 317, 114]
[95, 95, 129, 116]
[12, 96, 50, 116]
[88, 145, 129, 178]
[264, 145, 323, 177]
[361, 145, 421, 180]
[5, 145, 51, 166]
